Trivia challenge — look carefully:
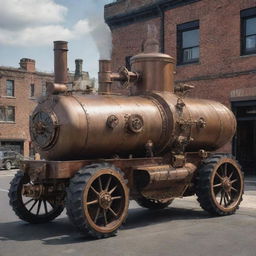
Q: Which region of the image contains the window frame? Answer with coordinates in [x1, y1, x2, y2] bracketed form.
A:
[177, 20, 200, 65]
[30, 84, 35, 98]
[0, 106, 15, 123]
[6, 80, 15, 97]
[241, 7, 256, 56]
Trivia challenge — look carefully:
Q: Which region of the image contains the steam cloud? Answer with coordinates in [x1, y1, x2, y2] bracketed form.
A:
[88, 0, 112, 60]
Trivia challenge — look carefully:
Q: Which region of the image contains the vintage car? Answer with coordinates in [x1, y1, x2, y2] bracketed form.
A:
[0, 150, 23, 170]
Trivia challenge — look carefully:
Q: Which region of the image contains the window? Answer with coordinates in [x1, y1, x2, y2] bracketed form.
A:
[30, 84, 35, 97]
[241, 7, 256, 55]
[6, 80, 14, 97]
[0, 106, 5, 121]
[0, 106, 15, 122]
[177, 20, 200, 65]
[42, 82, 47, 96]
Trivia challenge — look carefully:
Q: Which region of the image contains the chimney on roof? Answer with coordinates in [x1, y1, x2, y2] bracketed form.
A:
[19, 58, 36, 72]
[75, 59, 83, 78]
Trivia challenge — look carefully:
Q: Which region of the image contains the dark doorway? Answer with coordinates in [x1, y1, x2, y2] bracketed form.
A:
[0, 140, 24, 154]
[232, 101, 256, 174]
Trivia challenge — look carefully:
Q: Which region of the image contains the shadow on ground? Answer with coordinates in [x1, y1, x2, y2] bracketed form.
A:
[0, 206, 211, 245]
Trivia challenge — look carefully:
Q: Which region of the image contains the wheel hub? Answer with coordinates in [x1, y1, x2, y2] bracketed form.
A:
[222, 178, 231, 192]
[99, 192, 112, 209]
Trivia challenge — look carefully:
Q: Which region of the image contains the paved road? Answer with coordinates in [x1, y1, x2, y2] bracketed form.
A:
[0, 170, 255, 256]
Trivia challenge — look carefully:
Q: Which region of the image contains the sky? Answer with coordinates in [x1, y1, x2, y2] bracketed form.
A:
[0, 0, 113, 79]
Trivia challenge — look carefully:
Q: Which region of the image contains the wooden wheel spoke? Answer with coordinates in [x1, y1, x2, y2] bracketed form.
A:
[43, 200, 48, 214]
[231, 186, 238, 192]
[216, 171, 223, 180]
[87, 199, 99, 206]
[109, 185, 117, 195]
[227, 191, 232, 201]
[225, 192, 230, 202]
[108, 207, 118, 217]
[98, 176, 103, 191]
[94, 207, 101, 223]
[90, 186, 99, 196]
[28, 199, 38, 212]
[103, 209, 108, 226]
[111, 196, 122, 200]
[36, 200, 42, 215]
[223, 193, 228, 206]
[213, 183, 222, 188]
[228, 171, 234, 179]
[219, 191, 224, 205]
[230, 179, 238, 184]
[24, 198, 34, 206]
[105, 176, 112, 191]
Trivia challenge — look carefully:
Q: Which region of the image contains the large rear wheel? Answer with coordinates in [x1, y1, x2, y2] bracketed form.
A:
[196, 154, 244, 216]
[66, 163, 129, 239]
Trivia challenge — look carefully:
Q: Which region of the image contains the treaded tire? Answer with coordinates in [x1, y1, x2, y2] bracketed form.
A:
[5, 161, 12, 170]
[136, 197, 173, 210]
[196, 154, 244, 216]
[66, 163, 129, 239]
[9, 171, 64, 224]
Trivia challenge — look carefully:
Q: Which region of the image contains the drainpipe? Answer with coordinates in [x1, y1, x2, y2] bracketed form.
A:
[157, 5, 165, 53]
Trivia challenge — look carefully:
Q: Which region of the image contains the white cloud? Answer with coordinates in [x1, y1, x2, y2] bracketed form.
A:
[0, 0, 93, 47]
[0, 0, 67, 30]
[0, 19, 92, 46]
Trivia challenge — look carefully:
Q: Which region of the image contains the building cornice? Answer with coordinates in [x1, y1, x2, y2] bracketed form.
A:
[105, 0, 200, 29]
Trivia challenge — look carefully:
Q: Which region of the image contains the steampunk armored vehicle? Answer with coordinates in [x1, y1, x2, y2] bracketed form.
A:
[9, 41, 243, 239]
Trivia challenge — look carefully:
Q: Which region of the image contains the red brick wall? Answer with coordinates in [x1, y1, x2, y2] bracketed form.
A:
[111, 17, 161, 71]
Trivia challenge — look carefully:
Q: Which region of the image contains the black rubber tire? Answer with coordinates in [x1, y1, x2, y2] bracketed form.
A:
[66, 163, 129, 239]
[136, 197, 173, 210]
[9, 171, 64, 224]
[196, 154, 244, 216]
[5, 161, 12, 170]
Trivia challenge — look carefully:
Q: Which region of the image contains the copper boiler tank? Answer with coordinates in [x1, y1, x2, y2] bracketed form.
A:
[30, 42, 236, 160]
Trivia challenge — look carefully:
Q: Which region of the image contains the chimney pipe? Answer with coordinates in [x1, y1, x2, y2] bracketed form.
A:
[75, 59, 83, 77]
[98, 60, 112, 94]
[54, 41, 68, 84]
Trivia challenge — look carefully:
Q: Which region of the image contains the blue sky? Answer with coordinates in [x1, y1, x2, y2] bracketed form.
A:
[0, 0, 113, 78]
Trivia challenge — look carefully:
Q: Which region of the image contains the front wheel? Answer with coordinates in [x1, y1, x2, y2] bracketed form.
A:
[66, 163, 129, 239]
[196, 154, 244, 216]
[9, 171, 64, 223]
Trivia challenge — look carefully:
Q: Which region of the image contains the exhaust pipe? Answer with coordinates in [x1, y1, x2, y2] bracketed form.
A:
[54, 41, 68, 84]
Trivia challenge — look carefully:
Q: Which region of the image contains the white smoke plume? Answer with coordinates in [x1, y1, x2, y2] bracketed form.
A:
[88, 0, 112, 60]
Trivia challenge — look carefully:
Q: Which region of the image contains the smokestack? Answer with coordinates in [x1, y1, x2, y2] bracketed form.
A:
[54, 41, 68, 84]
[98, 60, 112, 94]
[75, 59, 83, 77]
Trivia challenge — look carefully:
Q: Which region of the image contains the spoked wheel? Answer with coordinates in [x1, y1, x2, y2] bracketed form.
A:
[9, 171, 64, 223]
[66, 163, 129, 239]
[196, 154, 244, 216]
[136, 196, 173, 210]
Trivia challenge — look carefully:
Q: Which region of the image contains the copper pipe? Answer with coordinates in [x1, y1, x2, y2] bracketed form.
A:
[54, 41, 68, 84]
[98, 60, 112, 94]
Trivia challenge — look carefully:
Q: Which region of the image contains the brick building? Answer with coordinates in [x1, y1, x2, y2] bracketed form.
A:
[0, 59, 53, 157]
[0, 58, 95, 158]
[105, 0, 256, 173]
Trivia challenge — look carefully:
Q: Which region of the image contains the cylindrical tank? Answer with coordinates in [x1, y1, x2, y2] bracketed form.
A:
[130, 53, 175, 93]
[30, 91, 236, 160]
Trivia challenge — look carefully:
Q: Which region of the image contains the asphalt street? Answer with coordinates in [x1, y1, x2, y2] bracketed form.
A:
[0, 170, 255, 256]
